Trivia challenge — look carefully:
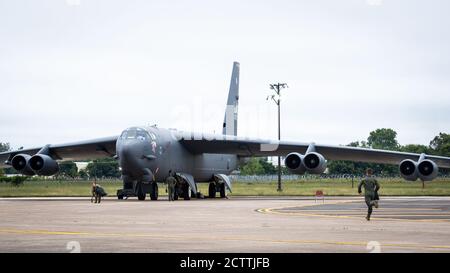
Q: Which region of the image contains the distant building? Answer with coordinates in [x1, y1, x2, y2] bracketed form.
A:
[75, 162, 89, 171]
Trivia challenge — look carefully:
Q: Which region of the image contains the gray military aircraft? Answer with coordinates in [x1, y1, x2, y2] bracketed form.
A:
[1, 62, 449, 200]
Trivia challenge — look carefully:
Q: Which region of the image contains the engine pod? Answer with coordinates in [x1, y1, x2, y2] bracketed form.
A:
[29, 154, 59, 176]
[417, 159, 438, 181]
[11, 154, 35, 176]
[399, 159, 418, 181]
[303, 152, 327, 174]
[284, 152, 306, 175]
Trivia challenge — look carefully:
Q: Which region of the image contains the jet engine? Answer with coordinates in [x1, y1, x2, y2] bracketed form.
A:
[417, 159, 438, 181]
[399, 158, 438, 181]
[303, 152, 327, 174]
[284, 151, 327, 175]
[399, 159, 418, 181]
[11, 154, 35, 176]
[284, 152, 306, 174]
[29, 154, 59, 176]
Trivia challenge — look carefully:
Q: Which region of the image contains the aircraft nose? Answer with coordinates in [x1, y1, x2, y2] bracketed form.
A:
[118, 140, 144, 172]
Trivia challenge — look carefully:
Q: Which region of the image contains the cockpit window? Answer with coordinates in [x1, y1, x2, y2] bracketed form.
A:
[120, 128, 150, 140]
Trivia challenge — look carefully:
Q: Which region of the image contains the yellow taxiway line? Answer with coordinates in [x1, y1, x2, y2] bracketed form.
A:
[255, 201, 450, 223]
[1, 227, 450, 251]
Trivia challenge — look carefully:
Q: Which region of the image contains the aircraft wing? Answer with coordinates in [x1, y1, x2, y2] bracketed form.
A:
[179, 136, 450, 168]
[0, 136, 118, 168]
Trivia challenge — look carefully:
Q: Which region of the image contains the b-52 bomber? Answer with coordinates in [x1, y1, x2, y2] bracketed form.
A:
[1, 62, 449, 200]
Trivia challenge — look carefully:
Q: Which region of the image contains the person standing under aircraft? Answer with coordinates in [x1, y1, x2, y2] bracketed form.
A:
[91, 181, 97, 203]
[166, 170, 177, 201]
[91, 181, 107, 204]
[358, 168, 380, 221]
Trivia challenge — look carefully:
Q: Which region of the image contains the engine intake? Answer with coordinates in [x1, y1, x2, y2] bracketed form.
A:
[399, 159, 418, 181]
[11, 154, 35, 176]
[284, 152, 327, 175]
[29, 154, 59, 176]
[284, 153, 306, 174]
[418, 159, 438, 181]
[303, 152, 327, 174]
[399, 158, 438, 182]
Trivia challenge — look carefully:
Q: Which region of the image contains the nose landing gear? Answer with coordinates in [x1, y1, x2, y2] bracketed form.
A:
[149, 182, 158, 200]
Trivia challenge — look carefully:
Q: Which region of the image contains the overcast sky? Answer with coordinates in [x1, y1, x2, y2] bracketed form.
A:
[1, 0, 449, 150]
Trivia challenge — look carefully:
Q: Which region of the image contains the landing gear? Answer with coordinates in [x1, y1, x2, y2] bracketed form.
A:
[137, 192, 146, 201]
[182, 183, 191, 200]
[150, 182, 159, 200]
[208, 182, 216, 198]
[219, 183, 226, 198]
[174, 185, 179, 201]
[208, 177, 227, 199]
[137, 182, 146, 201]
[117, 175, 136, 200]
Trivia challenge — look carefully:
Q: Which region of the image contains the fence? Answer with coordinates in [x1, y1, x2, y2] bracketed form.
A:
[230, 174, 450, 183]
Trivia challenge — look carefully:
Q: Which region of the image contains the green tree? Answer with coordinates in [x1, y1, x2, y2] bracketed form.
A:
[86, 158, 120, 178]
[0, 142, 10, 153]
[429, 133, 450, 175]
[327, 160, 355, 175]
[240, 157, 279, 175]
[367, 128, 399, 150]
[429, 133, 450, 156]
[0, 176, 28, 186]
[240, 158, 265, 175]
[328, 142, 367, 175]
[328, 129, 402, 176]
[10, 176, 27, 187]
[348, 141, 360, 148]
[401, 144, 430, 154]
[58, 161, 78, 178]
[259, 157, 277, 174]
[0, 142, 11, 176]
[366, 128, 400, 175]
[78, 169, 89, 179]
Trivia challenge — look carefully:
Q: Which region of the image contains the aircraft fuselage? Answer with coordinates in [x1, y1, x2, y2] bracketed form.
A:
[116, 126, 238, 182]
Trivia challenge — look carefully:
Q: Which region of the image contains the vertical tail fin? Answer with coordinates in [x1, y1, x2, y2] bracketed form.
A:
[222, 62, 240, 136]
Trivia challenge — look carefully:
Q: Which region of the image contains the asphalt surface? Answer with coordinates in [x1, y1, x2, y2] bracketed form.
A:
[0, 196, 450, 253]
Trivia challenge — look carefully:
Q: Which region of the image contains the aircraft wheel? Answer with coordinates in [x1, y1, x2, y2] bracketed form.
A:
[137, 193, 146, 200]
[150, 182, 158, 200]
[174, 187, 179, 201]
[122, 174, 134, 189]
[208, 182, 216, 198]
[219, 183, 226, 198]
[183, 183, 191, 200]
[118, 195, 124, 200]
[136, 182, 146, 201]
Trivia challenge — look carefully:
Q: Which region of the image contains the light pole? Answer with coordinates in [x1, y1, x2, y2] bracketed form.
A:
[267, 83, 288, 192]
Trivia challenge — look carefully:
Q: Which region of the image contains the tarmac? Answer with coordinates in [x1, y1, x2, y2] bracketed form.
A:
[1, 196, 450, 253]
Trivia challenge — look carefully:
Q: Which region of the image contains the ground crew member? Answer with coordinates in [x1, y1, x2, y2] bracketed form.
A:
[91, 181, 107, 203]
[358, 168, 380, 221]
[91, 181, 101, 203]
[166, 170, 177, 201]
[91, 182, 97, 203]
